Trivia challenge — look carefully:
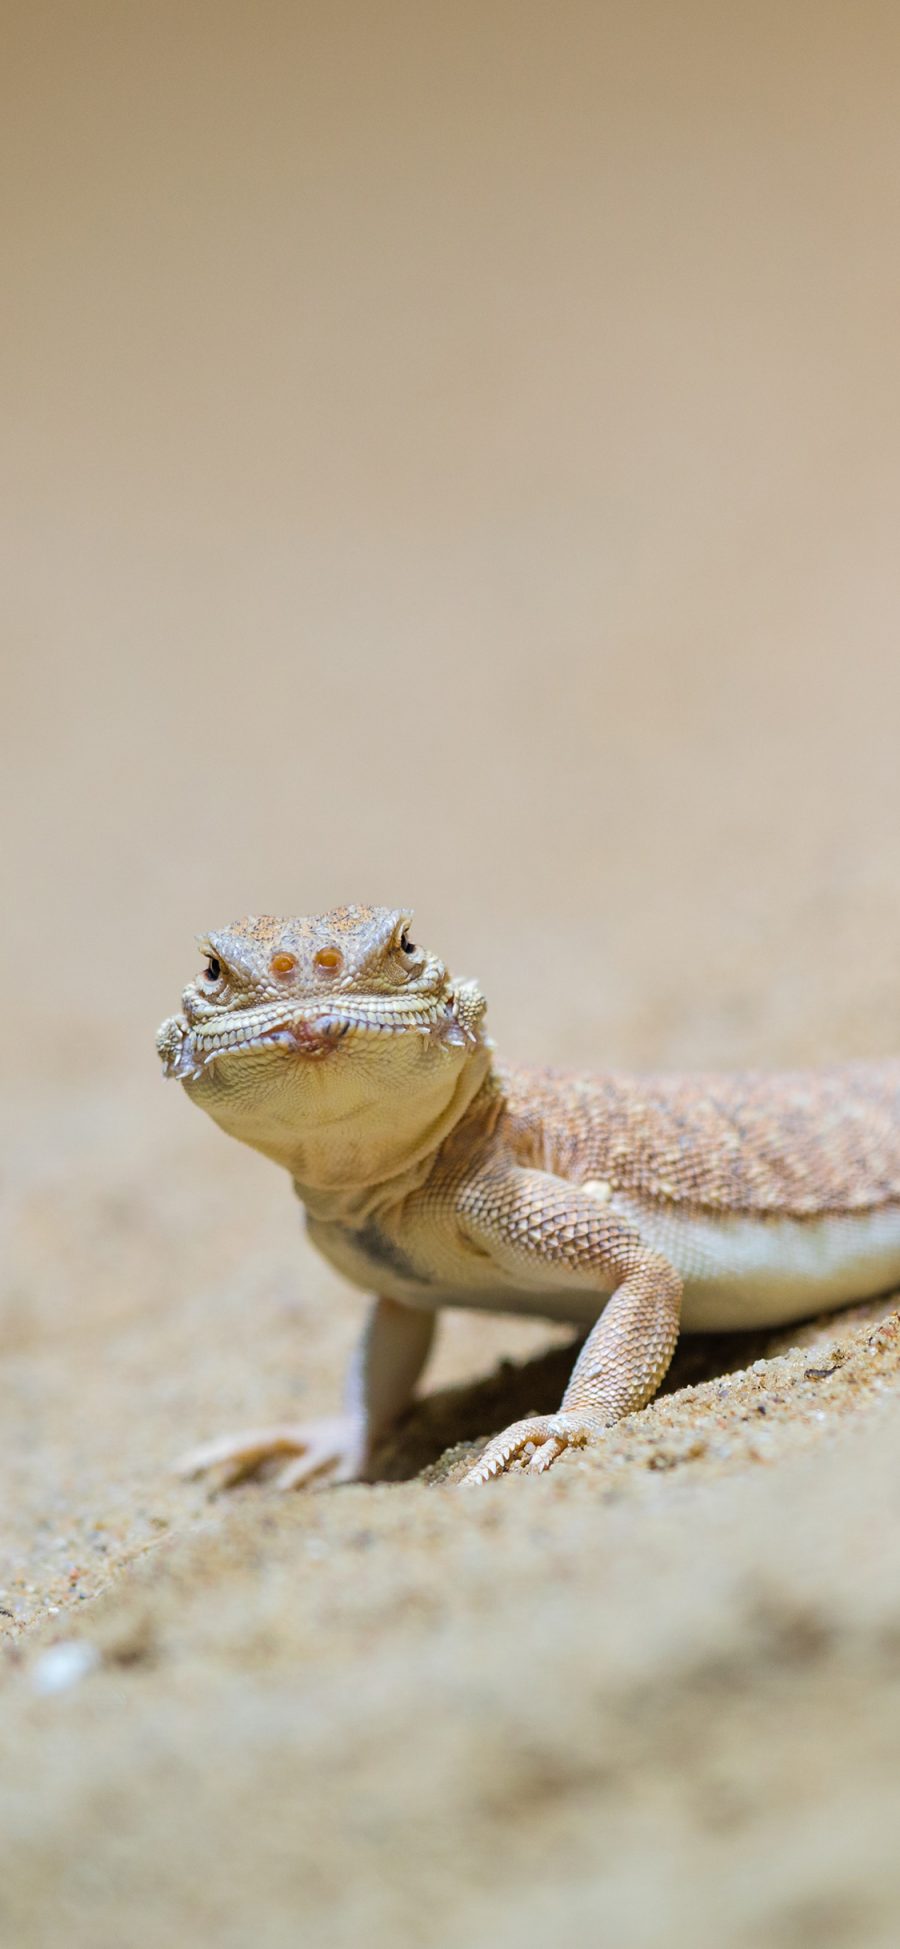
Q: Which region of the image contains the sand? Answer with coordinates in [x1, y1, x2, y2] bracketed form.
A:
[4, 4, 900, 1943]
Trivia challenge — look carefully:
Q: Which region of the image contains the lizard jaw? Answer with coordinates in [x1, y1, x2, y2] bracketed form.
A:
[155, 993, 477, 1083]
[156, 1014, 350, 1081]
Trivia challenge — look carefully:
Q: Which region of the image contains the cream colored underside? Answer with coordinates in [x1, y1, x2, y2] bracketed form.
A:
[312, 1198, 900, 1333]
[472, 1200, 900, 1331]
[619, 1197, 900, 1331]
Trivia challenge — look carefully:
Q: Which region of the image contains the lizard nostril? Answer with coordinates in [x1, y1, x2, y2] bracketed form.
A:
[271, 951, 297, 976]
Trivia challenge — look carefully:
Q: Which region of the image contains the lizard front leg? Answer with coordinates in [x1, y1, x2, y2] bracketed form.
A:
[458, 1169, 682, 1484]
[175, 1295, 436, 1490]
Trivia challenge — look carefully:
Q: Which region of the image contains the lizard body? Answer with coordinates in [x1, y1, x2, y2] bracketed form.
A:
[156, 906, 900, 1484]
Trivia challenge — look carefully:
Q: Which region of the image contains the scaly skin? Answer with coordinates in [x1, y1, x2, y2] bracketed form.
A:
[156, 905, 900, 1485]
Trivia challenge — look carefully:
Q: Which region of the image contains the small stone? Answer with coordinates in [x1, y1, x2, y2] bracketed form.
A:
[30, 1641, 100, 1695]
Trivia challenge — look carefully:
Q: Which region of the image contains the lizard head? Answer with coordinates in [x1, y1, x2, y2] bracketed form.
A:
[156, 906, 490, 1185]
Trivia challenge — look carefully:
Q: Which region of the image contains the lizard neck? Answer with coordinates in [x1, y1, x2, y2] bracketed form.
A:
[290, 1042, 497, 1225]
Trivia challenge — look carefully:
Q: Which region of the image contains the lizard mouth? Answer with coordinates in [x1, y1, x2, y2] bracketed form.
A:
[156, 995, 448, 1081]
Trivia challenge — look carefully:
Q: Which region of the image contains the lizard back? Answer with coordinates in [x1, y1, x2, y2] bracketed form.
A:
[499, 1058, 900, 1219]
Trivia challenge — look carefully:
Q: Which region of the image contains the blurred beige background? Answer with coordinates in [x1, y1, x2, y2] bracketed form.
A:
[4, 8, 900, 1947]
[4, 0, 900, 1091]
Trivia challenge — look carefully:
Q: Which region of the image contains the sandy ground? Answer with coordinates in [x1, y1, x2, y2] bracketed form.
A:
[5, 4, 900, 1945]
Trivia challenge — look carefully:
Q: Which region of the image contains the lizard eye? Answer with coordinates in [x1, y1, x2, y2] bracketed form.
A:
[203, 955, 222, 983]
[399, 930, 416, 955]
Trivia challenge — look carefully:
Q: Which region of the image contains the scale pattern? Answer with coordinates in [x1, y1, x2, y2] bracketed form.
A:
[458, 1166, 681, 1483]
[496, 1059, 900, 1218]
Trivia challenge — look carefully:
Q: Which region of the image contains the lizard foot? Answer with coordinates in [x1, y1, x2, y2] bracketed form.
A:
[173, 1414, 365, 1491]
[461, 1410, 606, 1485]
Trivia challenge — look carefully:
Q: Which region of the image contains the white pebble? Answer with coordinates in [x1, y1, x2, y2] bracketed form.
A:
[30, 1641, 100, 1695]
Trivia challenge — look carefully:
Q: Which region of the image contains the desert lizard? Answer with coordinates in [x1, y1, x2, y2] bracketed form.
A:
[156, 905, 900, 1486]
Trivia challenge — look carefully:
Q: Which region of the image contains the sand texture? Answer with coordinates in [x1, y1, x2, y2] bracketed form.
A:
[4, 5, 900, 1944]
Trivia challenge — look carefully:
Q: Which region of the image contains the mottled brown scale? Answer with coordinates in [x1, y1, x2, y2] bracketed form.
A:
[494, 1061, 900, 1218]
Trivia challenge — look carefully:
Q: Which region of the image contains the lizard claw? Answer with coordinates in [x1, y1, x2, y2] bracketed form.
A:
[173, 1415, 366, 1490]
[461, 1411, 604, 1485]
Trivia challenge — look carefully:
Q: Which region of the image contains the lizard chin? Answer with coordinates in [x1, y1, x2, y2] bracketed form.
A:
[157, 995, 492, 1188]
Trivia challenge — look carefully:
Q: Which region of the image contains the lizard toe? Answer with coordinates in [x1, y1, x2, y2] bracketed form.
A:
[273, 1422, 364, 1490]
[527, 1434, 566, 1472]
[462, 1411, 599, 1485]
[174, 1415, 365, 1491]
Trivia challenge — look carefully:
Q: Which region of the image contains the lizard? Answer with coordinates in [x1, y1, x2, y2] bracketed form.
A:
[156, 904, 900, 1486]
